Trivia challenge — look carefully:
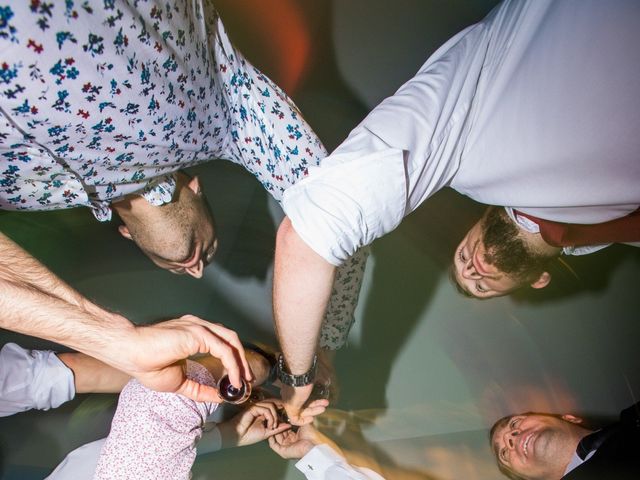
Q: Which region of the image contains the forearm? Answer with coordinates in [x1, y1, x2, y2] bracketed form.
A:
[0, 232, 251, 402]
[0, 277, 134, 364]
[0, 232, 102, 314]
[273, 217, 336, 374]
[216, 420, 238, 449]
[57, 353, 131, 394]
[0, 231, 136, 370]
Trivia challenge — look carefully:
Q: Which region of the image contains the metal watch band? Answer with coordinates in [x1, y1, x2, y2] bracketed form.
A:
[277, 354, 317, 387]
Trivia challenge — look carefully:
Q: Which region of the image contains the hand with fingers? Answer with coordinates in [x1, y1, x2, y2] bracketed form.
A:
[268, 423, 332, 460]
[220, 400, 293, 448]
[280, 383, 316, 426]
[123, 315, 253, 403]
[218, 394, 328, 449]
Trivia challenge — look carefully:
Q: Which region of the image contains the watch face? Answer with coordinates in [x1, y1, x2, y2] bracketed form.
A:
[218, 375, 251, 404]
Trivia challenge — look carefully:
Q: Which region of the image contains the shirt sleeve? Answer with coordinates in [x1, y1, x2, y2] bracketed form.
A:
[0, 343, 75, 417]
[46, 439, 107, 480]
[46, 424, 222, 480]
[93, 360, 218, 480]
[295, 444, 386, 480]
[196, 423, 223, 455]
[282, 129, 408, 266]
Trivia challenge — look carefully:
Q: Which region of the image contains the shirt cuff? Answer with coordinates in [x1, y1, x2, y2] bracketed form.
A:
[282, 147, 407, 266]
[296, 444, 345, 479]
[0, 343, 75, 416]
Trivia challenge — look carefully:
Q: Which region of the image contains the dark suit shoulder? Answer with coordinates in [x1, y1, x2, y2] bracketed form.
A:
[563, 406, 640, 480]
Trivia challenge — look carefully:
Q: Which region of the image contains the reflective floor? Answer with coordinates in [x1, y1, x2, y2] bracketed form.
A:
[1, 1, 639, 479]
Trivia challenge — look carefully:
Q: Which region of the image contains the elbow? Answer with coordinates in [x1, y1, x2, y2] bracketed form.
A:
[276, 216, 297, 251]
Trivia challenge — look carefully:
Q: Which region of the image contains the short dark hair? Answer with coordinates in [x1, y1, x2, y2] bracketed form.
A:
[481, 207, 556, 283]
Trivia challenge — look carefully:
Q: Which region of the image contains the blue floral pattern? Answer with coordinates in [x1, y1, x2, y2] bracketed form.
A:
[0, 0, 365, 349]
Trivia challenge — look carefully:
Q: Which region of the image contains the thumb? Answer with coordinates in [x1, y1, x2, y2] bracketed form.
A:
[176, 378, 223, 403]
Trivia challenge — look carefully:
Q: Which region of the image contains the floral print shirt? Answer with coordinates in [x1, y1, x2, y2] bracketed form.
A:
[0, 0, 324, 221]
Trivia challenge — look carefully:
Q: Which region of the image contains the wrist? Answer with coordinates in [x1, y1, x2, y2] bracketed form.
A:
[277, 354, 317, 387]
[91, 320, 139, 374]
[216, 420, 238, 449]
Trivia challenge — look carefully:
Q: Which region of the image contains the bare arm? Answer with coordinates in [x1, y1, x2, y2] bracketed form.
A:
[273, 217, 336, 422]
[0, 231, 251, 402]
[57, 353, 131, 394]
[0, 231, 107, 317]
[0, 231, 134, 354]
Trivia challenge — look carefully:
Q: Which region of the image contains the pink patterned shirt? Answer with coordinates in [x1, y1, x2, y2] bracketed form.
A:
[94, 361, 217, 480]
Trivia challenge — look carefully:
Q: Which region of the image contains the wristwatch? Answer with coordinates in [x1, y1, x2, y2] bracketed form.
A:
[277, 354, 317, 387]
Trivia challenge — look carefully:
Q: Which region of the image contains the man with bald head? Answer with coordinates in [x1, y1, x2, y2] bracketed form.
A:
[0, 0, 364, 403]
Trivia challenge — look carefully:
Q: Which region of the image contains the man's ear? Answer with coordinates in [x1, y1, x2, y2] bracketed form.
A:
[561, 414, 583, 424]
[118, 225, 133, 240]
[186, 175, 202, 195]
[530, 271, 551, 289]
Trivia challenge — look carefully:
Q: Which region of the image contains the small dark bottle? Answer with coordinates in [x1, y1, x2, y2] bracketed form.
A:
[218, 375, 251, 404]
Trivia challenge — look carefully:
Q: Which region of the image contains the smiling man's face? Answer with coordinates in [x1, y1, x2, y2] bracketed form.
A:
[491, 413, 587, 480]
[452, 207, 555, 298]
[452, 220, 524, 298]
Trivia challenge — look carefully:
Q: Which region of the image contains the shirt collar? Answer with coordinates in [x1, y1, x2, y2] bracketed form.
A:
[564, 449, 596, 476]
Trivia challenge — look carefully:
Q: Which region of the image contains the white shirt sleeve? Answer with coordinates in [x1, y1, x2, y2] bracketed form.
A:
[295, 444, 386, 480]
[282, 129, 408, 266]
[45, 424, 222, 480]
[0, 343, 75, 417]
[45, 439, 106, 480]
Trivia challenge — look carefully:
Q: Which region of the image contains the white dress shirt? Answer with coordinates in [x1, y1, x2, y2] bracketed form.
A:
[283, 0, 640, 266]
[297, 444, 385, 480]
[0, 343, 75, 417]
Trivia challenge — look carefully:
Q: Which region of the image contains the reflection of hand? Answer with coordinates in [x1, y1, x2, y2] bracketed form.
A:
[122, 315, 252, 403]
[268, 424, 327, 459]
[226, 400, 292, 447]
[280, 383, 316, 425]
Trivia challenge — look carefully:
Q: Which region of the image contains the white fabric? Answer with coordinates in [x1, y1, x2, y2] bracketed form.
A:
[563, 450, 596, 477]
[283, 0, 640, 265]
[296, 444, 385, 480]
[0, 343, 75, 417]
[48, 435, 377, 480]
[504, 207, 611, 256]
[284, 131, 406, 265]
[46, 426, 223, 480]
[46, 439, 106, 480]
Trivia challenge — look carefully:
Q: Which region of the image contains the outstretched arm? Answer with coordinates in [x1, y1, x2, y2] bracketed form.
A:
[269, 424, 386, 480]
[0, 231, 251, 402]
[273, 217, 336, 423]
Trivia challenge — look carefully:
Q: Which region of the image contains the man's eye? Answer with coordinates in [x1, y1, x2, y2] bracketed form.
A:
[510, 418, 521, 429]
[476, 283, 486, 293]
[458, 249, 467, 263]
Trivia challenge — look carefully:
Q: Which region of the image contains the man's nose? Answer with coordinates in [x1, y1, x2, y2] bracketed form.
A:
[504, 429, 520, 449]
[461, 259, 481, 280]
